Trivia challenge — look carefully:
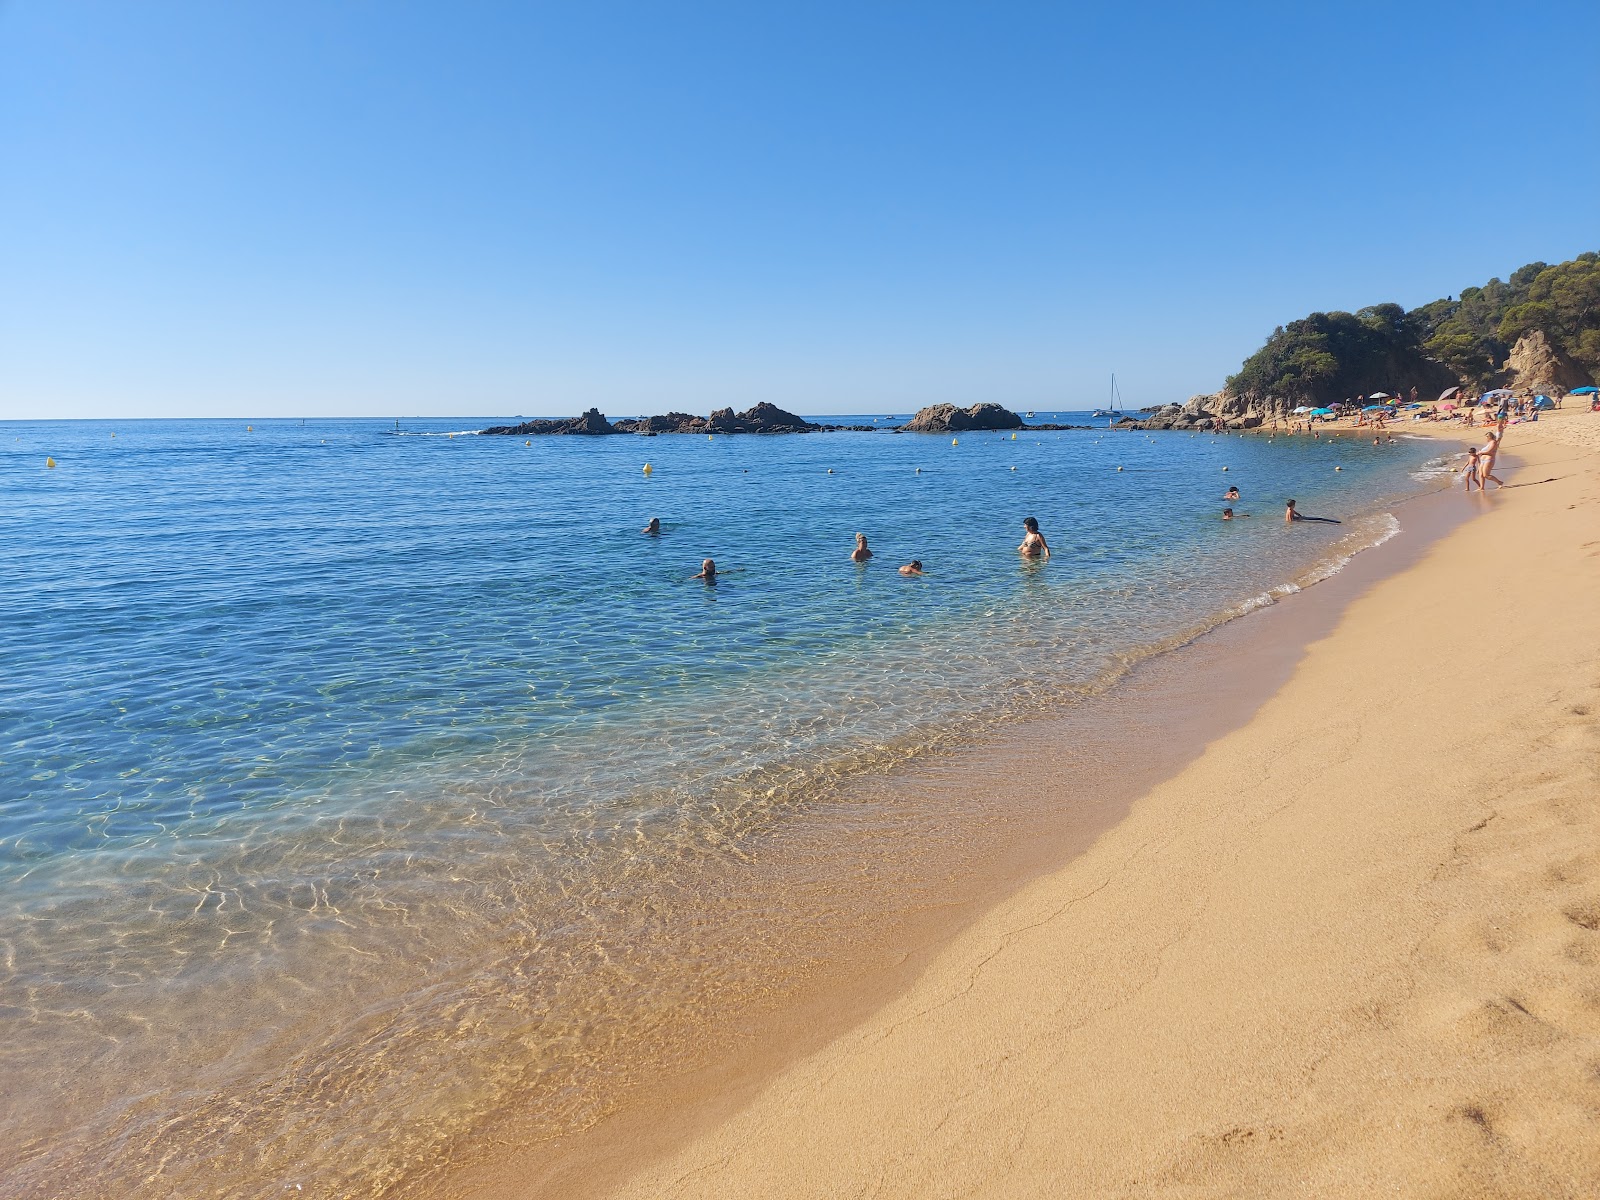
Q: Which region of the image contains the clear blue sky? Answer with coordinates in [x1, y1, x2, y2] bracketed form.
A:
[3, 1, 1596, 420]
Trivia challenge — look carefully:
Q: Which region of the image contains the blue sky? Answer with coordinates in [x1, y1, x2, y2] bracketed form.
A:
[3, 1, 1596, 420]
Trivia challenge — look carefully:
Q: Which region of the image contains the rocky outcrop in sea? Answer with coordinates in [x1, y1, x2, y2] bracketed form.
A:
[482, 403, 878, 436]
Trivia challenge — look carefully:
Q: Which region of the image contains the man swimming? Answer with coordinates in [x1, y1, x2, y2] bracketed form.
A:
[1018, 516, 1050, 559]
[898, 560, 924, 576]
[1224, 486, 1240, 501]
[642, 517, 661, 535]
[693, 558, 717, 581]
[851, 533, 874, 562]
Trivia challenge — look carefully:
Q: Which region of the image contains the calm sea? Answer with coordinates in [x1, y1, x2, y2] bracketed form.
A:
[0, 414, 1449, 1197]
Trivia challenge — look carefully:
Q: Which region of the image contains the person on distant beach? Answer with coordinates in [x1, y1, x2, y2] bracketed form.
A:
[1018, 516, 1050, 560]
[642, 517, 661, 535]
[851, 532, 874, 563]
[1285, 499, 1341, 524]
[899, 560, 924, 576]
[693, 558, 716, 582]
[1224, 486, 1240, 501]
[1477, 431, 1505, 489]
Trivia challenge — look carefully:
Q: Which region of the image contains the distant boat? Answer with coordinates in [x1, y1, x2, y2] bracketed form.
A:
[1092, 375, 1125, 422]
[1025, 410, 1035, 418]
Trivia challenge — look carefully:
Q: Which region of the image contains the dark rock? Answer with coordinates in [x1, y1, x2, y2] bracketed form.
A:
[898, 403, 1025, 432]
[482, 407, 617, 436]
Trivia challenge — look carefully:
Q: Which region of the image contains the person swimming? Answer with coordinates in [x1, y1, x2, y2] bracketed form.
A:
[1018, 516, 1050, 559]
[642, 516, 661, 535]
[1224, 486, 1240, 501]
[1284, 499, 1341, 524]
[693, 558, 716, 581]
[899, 560, 924, 576]
[851, 532, 873, 563]
[1222, 507, 1249, 520]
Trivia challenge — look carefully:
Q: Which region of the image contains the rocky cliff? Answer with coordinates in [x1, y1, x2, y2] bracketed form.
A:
[1502, 330, 1592, 396]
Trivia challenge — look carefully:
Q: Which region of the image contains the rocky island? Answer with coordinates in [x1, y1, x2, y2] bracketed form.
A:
[482, 401, 1088, 436]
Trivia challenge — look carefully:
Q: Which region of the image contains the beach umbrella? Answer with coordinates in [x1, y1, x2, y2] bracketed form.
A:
[1480, 389, 1514, 401]
[1569, 386, 1598, 395]
[1438, 386, 1461, 400]
[1441, 402, 1457, 410]
[1362, 404, 1389, 412]
[1292, 405, 1313, 413]
[1309, 407, 1334, 416]
[1368, 392, 1390, 400]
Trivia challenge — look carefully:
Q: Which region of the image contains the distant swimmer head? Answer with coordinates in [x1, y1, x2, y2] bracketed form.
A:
[1222, 508, 1234, 519]
[899, 560, 924, 576]
[696, 558, 717, 581]
[643, 517, 661, 534]
[1224, 486, 1239, 500]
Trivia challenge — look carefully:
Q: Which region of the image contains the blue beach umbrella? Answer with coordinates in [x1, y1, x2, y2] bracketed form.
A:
[1362, 404, 1389, 412]
[1569, 386, 1598, 395]
[1533, 395, 1555, 409]
[1309, 407, 1335, 416]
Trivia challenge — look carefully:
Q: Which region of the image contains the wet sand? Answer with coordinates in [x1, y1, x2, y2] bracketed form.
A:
[432, 416, 1600, 1197]
[499, 409, 1600, 1199]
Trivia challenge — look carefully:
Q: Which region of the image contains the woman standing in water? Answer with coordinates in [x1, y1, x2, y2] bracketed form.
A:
[851, 533, 874, 562]
[1018, 516, 1050, 560]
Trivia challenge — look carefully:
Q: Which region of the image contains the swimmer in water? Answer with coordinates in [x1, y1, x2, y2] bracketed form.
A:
[1285, 499, 1341, 525]
[1224, 486, 1240, 501]
[1018, 516, 1050, 560]
[642, 517, 661, 535]
[851, 532, 873, 562]
[899, 560, 924, 576]
[693, 558, 716, 581]
[1222, 507, 1251, 520]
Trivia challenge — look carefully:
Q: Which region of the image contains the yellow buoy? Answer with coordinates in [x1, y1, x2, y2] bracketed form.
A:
[110, 433, 115, 438]
[448, 433, 454, 439]
[524, 440, 530, 446]
[951, 438, 958, 446]
[45, 457, 57, 468]
[246, 425, 252, 432]
[707, 434, 713, 441]
[642, 463, 653, 475]
[1011, 432, 1017, 440]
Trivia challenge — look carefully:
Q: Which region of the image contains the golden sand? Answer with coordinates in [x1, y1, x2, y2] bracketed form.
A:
[590, 408, 1600, 1198]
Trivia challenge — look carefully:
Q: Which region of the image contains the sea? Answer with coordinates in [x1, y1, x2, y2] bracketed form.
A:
[0, 413, 1454, 1197]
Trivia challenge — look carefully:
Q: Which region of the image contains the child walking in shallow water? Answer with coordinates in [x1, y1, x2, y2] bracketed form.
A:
[1462, 447, 1482, 491]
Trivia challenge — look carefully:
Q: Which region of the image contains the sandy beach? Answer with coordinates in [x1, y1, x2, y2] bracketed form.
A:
[560, 410, 1600, 1199]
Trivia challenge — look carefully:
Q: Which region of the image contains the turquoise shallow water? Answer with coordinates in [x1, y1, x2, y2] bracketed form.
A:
[0, 415, 1447, 1196]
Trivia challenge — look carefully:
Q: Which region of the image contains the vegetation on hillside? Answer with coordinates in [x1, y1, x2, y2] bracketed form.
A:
[1227, 252, 1599, 405]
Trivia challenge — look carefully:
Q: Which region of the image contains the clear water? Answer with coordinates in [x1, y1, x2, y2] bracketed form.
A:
[0, 415, 1446, 1197]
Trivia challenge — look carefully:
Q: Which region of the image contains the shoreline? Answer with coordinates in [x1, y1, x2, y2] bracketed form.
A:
[435, 427, 1525, 1198]
[569, 412, 1600, 1198]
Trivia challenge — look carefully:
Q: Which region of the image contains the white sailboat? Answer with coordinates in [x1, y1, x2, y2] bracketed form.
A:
[1091, 374, 1124, 423]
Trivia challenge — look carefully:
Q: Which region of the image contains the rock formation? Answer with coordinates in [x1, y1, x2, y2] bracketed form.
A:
[1502, 330, 1591, 396]
[898, 403, 1025, 432]
[482, 408, 617, 436]
[483, 403, 877, 436]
